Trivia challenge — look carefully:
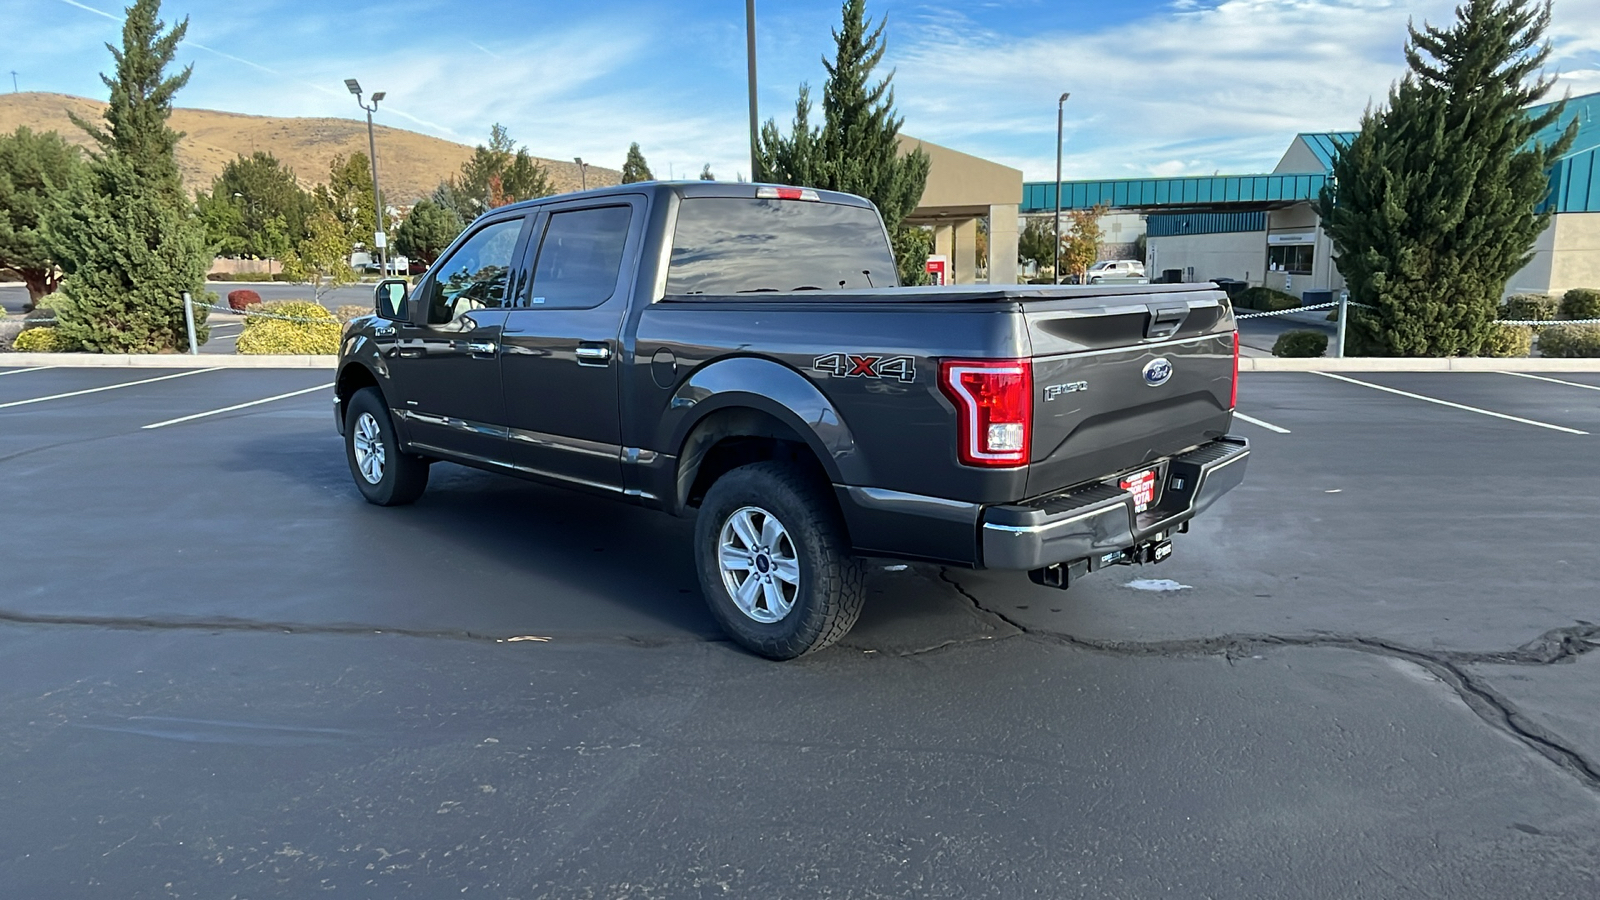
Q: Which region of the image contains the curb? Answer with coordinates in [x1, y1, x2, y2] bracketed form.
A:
[1242, 357, 1600, 372]
[5, 354, 1600, 374]
[0, 353, 335, 368]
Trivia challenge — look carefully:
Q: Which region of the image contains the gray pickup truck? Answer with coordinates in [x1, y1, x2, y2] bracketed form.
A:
[334, 181, 1248, 659]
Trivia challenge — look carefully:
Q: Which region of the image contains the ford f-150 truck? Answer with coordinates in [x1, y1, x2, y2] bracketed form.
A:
[334, 181, 1248, 659]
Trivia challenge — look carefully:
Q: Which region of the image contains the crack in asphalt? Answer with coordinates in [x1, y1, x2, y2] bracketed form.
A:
[937, 568, 1600, 791]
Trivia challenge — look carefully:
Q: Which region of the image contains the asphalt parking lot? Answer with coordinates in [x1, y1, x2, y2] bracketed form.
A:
[1, 366, 1597, 897]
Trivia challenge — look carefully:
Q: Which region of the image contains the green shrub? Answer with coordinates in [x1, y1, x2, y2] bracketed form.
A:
[1537, 323, 1600, 358]
[1501, 293, 1560, 323]
[1271, 330, 1328, 358]
[1482, 324, 1533, 357]
[1560, 288, 1600, 321]
[1237, 287, 1301, 312]
[12, 326, 77, 352]
[236, 300, 341, 355]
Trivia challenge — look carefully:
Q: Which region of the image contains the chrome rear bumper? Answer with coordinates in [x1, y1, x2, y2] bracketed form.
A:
[979, 436, 1249, 570]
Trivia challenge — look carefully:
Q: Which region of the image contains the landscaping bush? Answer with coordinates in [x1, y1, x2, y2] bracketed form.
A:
[1500, 293, 1559, 323]
[235, 300, 341, 355]
[0, 320, 22, 351]
[334, 304, 370, 324]
[12, 326, 76, 352]
[1481, 324, 1533, 357]
[1560, 288, 1600, 321]
[1237, 287, 1301, 312]
[271, 273, 292, 282]
[206, 272, 232, 282]
[227, 289, 263, 311]
[1271, 330, 1328, 358]
[1536, 323, 1600, 358]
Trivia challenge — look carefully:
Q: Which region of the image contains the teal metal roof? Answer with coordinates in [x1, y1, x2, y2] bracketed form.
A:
[1294, 132, 1355, 172]
[1020, 173, 1327, 214]
[1020, 91, 1600, 215]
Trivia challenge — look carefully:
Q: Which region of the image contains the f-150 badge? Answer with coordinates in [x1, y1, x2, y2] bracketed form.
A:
[812, 353, 916, 383]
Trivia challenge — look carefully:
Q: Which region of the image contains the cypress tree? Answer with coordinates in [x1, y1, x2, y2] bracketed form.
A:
[621, 143, 654, 183]
[0, 127, 87, 307]
[756, 0, 931, 285]
[1319, 0, 1575, 356]
[48, 0, 211, 352]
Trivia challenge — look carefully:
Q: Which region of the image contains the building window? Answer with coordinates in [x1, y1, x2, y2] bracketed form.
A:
[1268, 243, 1313, 275]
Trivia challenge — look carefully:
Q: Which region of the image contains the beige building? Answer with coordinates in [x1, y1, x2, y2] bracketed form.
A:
[899, 136, 1022, 285]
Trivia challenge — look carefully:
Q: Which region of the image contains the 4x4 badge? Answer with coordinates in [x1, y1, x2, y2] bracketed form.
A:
[812, 353, 916, 383]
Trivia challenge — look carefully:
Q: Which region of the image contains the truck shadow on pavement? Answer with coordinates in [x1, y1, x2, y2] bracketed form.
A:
[225, 430, 1007, 655]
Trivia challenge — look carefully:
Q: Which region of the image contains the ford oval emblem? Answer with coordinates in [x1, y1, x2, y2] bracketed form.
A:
[1143, 357, 1173, 387]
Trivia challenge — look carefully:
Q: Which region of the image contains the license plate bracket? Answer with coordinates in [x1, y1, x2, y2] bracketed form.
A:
[1119, 468, 1159, 513]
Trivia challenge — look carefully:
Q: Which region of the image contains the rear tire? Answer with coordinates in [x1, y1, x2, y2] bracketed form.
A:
[695, 461, 865, 660]
[344, 387, 429, 506]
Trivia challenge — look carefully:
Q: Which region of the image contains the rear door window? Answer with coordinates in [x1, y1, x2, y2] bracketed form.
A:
[525, 205, 633, 309]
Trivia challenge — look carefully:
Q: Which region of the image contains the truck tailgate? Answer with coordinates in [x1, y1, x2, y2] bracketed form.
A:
[1023, 288, 1236, 498]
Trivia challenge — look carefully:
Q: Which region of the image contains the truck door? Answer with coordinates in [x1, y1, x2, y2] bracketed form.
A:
[499, 197, 644, 493]
[387, 214, 531, 464]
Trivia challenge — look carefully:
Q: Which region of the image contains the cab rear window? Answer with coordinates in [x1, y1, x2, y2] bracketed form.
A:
[665, 198, 896, 295]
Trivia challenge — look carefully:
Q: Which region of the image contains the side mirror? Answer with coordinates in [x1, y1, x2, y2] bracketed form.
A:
[376, 279, 410, 321]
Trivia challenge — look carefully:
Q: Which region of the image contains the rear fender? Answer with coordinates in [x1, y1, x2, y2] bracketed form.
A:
[664, 357, 865, 504]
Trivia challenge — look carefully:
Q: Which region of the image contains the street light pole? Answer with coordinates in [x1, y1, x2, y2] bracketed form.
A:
[746, 0, 759, 180]
[346, 79, 387, 277]
[574, 158, 588, 190]
[1054, 92, 1069, 284]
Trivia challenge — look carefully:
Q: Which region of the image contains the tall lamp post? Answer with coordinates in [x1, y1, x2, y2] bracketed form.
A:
[745, 0, 759, 179]
[574, 157, 589, 190]
[346, 79, 387, 276]
[1053, 91, 1070, 284]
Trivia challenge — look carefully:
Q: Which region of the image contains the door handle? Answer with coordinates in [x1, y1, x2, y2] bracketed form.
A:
[467, 341, 498, 357]
[576, 343, 612, 365]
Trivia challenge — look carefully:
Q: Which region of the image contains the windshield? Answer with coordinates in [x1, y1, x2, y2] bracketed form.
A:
[665, 198, 897, 295]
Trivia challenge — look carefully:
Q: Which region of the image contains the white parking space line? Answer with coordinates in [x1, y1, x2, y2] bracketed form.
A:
[142, 383, 334, 429]
[0, 368, 224, 410]
[1313, 371, 1589, 435]
[0, 366, 54, 377]
[1499, 371, 1600, 392]
[1233, 412, 1291, 434]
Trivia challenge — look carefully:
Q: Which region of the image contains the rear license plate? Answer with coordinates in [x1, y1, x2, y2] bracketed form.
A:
[1120, 469, 1158, 513]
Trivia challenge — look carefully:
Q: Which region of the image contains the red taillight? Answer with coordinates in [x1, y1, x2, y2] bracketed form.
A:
[939, 359, 1033, 467]
[1231, 330, 1240, 410]
[755, 186, 820, 201]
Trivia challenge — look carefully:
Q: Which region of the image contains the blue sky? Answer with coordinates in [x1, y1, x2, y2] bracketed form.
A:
[5, 0, 1599, 183]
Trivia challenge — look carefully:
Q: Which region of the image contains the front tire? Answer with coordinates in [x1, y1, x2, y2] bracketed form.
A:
[344, 387, 429, 506]
[695, 461, 866, 660]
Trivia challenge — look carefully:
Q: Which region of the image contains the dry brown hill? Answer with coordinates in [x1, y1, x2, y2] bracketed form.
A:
[0, 92, 620, 203]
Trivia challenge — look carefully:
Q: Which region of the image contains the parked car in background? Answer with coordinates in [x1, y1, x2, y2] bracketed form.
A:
[1087, 259, 1147, 283]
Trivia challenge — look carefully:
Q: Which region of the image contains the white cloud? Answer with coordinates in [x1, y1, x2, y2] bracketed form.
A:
[890, 0, 1600, 180]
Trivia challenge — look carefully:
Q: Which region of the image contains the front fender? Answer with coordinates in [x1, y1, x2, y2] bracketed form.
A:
[661, 356, 867, 486]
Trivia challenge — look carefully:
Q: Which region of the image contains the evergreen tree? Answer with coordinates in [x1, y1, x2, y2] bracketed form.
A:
[395, 198, 464, 267]
[756, 0, 930, 285]
[621, 143, 654, 183]
[194, 151, 311, 258]
[48, 0, 211, 352]
[0, 127, 86, 307]
[1016, 217, 1055, 272]
[448, 124, 553, 211]
[699, 164, 715, 181]
[1319, 0, 1575, 356]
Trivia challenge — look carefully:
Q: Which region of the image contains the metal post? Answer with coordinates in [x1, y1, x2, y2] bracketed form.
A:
[1053, 92, 1069, 284]
[364, 108, 386, 277]
[182, 291, 198, 355]
[1335, 288, 1349, 358]
[746, 0, 760, 180]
